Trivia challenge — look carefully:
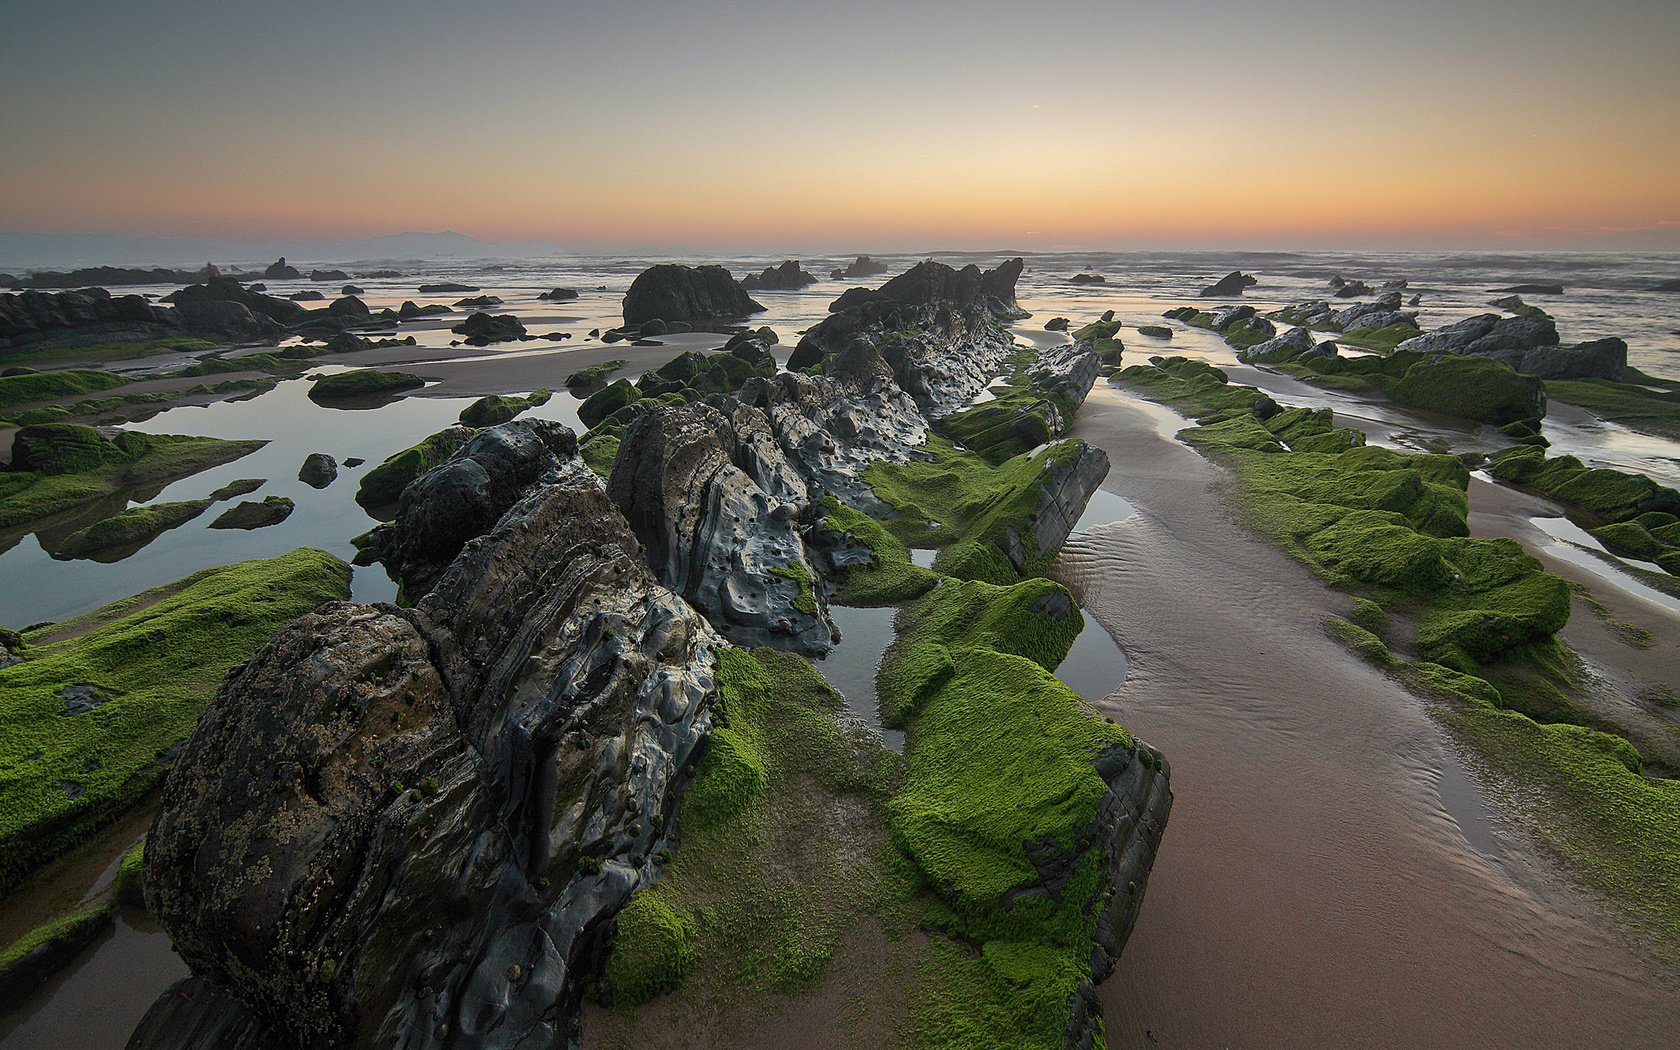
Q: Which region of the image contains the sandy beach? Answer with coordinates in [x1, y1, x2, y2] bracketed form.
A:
[1056, 384, 1680, 1048]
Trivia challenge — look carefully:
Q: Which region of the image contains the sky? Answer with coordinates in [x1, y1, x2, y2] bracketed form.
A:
[1, 0, 1678, 253]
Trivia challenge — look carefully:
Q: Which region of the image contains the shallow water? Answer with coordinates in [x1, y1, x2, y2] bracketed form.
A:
[5, 251, 1679, 1043]
[815, 603, 904, 752]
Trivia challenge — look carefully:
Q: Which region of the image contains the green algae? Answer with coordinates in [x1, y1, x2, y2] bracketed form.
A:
[0, 426, 265, 535]
[459, 389, 551, 427]
[0, 370, 127, 411]
[1334, 321, 1420, 352]
[307, 370, 425, 402]
[355, 425, 476, 512]
[1545, 369, 1680, 441]
[818, 499, 938, 606]
[52, 498, 213, 560]
[0, 549, 351, 891]
[565, 359, 627, 390]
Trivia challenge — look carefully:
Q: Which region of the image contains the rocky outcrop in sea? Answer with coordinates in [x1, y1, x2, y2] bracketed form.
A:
[622, 264, 765, 326]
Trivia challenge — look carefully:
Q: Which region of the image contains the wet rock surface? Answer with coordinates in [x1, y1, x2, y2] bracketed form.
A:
[739, 260, 817, 290]
[607, 400, 833, 654]
[136, 456, 719, 1050]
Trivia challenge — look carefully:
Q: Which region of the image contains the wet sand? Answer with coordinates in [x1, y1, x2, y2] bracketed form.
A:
[1058, 385, 1680, 1049]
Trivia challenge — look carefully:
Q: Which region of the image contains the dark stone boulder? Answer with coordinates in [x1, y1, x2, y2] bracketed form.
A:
[170, 276, 310, 326]
[1516, 337, 1627, 381]
[357, 420, 581, 598]
[539, 287, 580, 302]
[298, 453, 338, 489]
[622, 265, 765, 326]
[452, 313, 528, 346]
[310, 269, 351, 282]
[1491, 283, 1564, 295]
[135, 455, 718, 1050]
[290, 291, 325, 302]
[1069, 273, 1106, 285]
[341, 284, 364, 295]
[326, 295, 369, 318]
[1199, 271, 1257, 297]
[263, 258, 302, 280]
[0, 288, 181, 349]
[1332, 279, 1374, 298]
[395, 301, 451, 321]
[454, 295, 504, 308]
[740, 261, 817, 291]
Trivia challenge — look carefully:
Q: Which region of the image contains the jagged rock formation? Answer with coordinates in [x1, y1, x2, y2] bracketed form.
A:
[1274, 292, 1414, 334]
[15, 265, 219, 289]
[995, 442, 1109, 574]
[1238, 325, 1334, 365]
[0, 288, 175, 350]
[830, 255, 889, 279]
[134, 432, 719, 1050]
[264, 258, 303, 280]
[622, 265, 765, 326]
[1395, 313, 1624, 379]
[607, 400, 832, 655]
[1200, 270, 1256, 296]
[790, 258, 1024, 416]
[740, 260, 817, 291]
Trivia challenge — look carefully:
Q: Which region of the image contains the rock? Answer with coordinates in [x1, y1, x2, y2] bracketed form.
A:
[395, 301, 450, 321]
[454, 295, 504, 308]
[607, 400, 832, 654]
[1398, 312, 1558, 357]
[1069, 274, 1106, 285]
[207, 497, 294, 530]
[1044, 317, 1070, 332]
[289, 291, 325, 302]
[622, 265, 765, 326]
[451, 313, 528, 346]
[341, 285, 364, 295]
[356, 420, 581, 598]
[263, 258, 302, 280]
[308, 371, 426, 402]
[170, 275, 310, 326]
[1136, 325, 1172, 339]
[310, 269, 351, 282]
[136, 453, 718, 1050]
[1237, 326, 1323, 364]
[1516, 337, 1627, 381]
[1331, 279, 1374, 298]
[993, 442, 1110, 575]
[298, 453, 338, 489]
[51, 499, 213, 561]
[1653, 279, 1680, 293]
[417, 283, 479, 294]
[0, 288, 181, 350]
[831, 256, 890, 279]
[1199, 271, 1256, 297]
[1491, 283, 1564, 295]
[326, 295, 369, 318]
[1208, 305, 1256, 331]
[539, 287, 580, 302]
[740, 261, 818, 291]
[793, 260, 1023, 415]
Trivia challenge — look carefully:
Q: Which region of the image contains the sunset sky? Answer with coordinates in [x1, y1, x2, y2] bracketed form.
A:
[3, 0, 1677, 252]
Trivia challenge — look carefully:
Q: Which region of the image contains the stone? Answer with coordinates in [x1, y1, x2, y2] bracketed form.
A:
[740, 261, 818, 291]
[1199, 271, 1256, 297]
[451, 313, 528, 346]
[298, 453, 338, 489]
[263, 257, 302, 280]
[622, 265, 765, 326]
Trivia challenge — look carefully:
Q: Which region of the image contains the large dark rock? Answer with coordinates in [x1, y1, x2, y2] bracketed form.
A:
[1491, 283, 1564, 295]
[452, 313, 528, 346]
[310, 269, 351, 282]
[263, 258, 302, 280]
[19, 266, 213, 289]
[0, 288, 178, 350]
[621, 265, 764, 327]
[1398, 312, 1558, 357]
[539, 287, 579, 302]
[327, 295, 370, 318]
[298, 453, 339, 489]
[357, 420, 580, 600]
[1199, 271, 1257, 297]
[1514, 337, 1627, 381]
[740, 260, 817, 291]
[169, 276, 310, 326]
[607, 400, 832, 654]
[135, 455, 719, 1050]
[792, 259, 1023, 417]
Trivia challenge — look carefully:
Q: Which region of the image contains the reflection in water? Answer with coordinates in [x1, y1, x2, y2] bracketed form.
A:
[0, 914, 184, 1050]
[1055, 608, 1130, 704]
[1436, 750, 1505, 860]
[1531, 515, 1680, 613]
[816, 604, 905, 752]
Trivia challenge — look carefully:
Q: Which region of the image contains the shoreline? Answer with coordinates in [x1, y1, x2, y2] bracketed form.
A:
[1056, 384, 1680, 1047]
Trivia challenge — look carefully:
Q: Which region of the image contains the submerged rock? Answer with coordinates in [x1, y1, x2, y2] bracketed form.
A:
[208, 496, 294, 530]
[831, 255, 890, 279]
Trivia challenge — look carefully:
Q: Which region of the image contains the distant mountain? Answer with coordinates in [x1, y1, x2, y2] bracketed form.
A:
[0, 231, 566, 270]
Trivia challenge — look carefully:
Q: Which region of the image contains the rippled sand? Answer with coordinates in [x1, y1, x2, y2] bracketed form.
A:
[1058, 385, 1680, 1049]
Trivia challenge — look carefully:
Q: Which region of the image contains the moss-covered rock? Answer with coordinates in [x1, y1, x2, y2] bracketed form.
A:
[355, 426, 475, 512]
